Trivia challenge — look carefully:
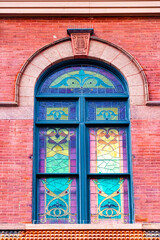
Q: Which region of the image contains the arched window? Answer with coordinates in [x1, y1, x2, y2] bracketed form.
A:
[33, 59, 133, 224]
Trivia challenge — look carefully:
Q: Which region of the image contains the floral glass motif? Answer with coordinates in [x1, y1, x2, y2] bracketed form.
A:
[90, 178, 129, 223]
[89, 128, 128, 174]
[38, 101, 77, 121]
[39, 128, 77, 173]
[87, 101, 126, 121]
[39, 65, 126, 95]
[39, 178, 77, 223]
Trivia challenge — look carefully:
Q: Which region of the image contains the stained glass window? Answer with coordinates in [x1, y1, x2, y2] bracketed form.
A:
[87, 101, 126, 121]
[34, 60, 132, 224]
[39, 128, 77, 173]
[90, 178, 129, 224]
[39, 178, 77, 224]
[39, 65, 126, 95]
[89, 128, 128, 174]
[38, 101, 77, 121]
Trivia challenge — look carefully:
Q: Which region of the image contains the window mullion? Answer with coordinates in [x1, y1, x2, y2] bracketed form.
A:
[79, 97, 88, 224]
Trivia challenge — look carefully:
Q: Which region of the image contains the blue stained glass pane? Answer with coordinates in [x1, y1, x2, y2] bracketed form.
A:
[39, 65, 126, 95]
[38, 101, 77, 121]
[39, 178, 77, 224]
[87, 101, 126, 121]
[90, 178, 129, 224]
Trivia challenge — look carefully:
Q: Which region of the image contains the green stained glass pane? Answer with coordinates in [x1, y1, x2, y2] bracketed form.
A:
[90, 178, 129, 223]
[39, 178, 77, 224]
[39, 128, 77, 173]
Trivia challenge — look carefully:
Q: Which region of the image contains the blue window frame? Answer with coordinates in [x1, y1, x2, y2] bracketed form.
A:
[33, 59, 133, 224]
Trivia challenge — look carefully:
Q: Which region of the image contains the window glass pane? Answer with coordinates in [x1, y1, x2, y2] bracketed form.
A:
[90, 178, 129, 223]
[38, 101, 78, 121]
[39, 128, 77, 173]
[89, 128, 128, 173]
[39, 178, 77, 224]
[39, 65, 126, 95]
[87, 101, 126, 121]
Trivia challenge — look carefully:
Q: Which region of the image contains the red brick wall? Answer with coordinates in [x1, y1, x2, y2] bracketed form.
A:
[0, 120, 33, 223]
[131, 120, 160, 223]
[0, 17, 160, 224]
[1, 17, 160, 102]
[1, 120, 160, 223]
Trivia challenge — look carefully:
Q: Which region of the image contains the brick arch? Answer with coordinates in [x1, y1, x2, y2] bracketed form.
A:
[18, 37, 147, 108]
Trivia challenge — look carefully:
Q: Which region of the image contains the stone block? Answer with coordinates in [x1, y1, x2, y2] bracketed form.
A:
[127, 73, 144, 87]
[23, 63, 42, 78]
[31, 53, 51, 70]
[89, 40, 106, 59]
[20, 75, 36, 88]
[42, 45, 61, 63]
[130, 95, 145, 106]
[19, 86, 34, 97]
[100, 45, 120, 63]
[112, 52, 131, 69]
[121, 62, 140, 77]
[0, 107, 33, 120]
[55, 41, 73, 59]
[131, 105, 160, 120]
[19, 96, 34, 107]
[129, 85, 144, 96]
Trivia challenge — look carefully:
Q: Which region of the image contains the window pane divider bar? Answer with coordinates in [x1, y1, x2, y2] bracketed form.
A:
[36, 95, 79, 99]
[85, 121, 130, 125]
[88, 173, 130, 178]
[36, 94, 129, 99]
[35, 121, 80, 125]
[35, 121, 129, 125]
[85, 95, 129, 99]
[36, 173, 79, 178]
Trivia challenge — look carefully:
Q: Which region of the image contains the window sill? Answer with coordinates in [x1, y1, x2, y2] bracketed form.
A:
[0, 223, 160, 230]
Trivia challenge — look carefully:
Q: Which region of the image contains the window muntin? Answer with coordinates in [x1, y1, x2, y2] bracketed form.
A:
[34, 60, 132, 224]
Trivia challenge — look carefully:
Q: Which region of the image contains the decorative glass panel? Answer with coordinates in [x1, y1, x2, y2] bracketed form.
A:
[39, 65, 126, 95]
[87, 101, 126, 121]
[38, 101, 77, 121]
[89, 128, 127, 173]
[39, 178, 77, 224]
[90, 178, 129, 223]
[39, 128, 77, 173]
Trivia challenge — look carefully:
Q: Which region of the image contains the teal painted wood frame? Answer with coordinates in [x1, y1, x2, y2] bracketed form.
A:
[33, 59, 134, 224]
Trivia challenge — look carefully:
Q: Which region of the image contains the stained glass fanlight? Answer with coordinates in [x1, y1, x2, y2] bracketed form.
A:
[39, 65, 127, 95]
[35, 60, 131, 224]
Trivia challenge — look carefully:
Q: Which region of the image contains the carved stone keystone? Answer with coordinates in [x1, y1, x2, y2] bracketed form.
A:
[67, 28, 94, 56]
